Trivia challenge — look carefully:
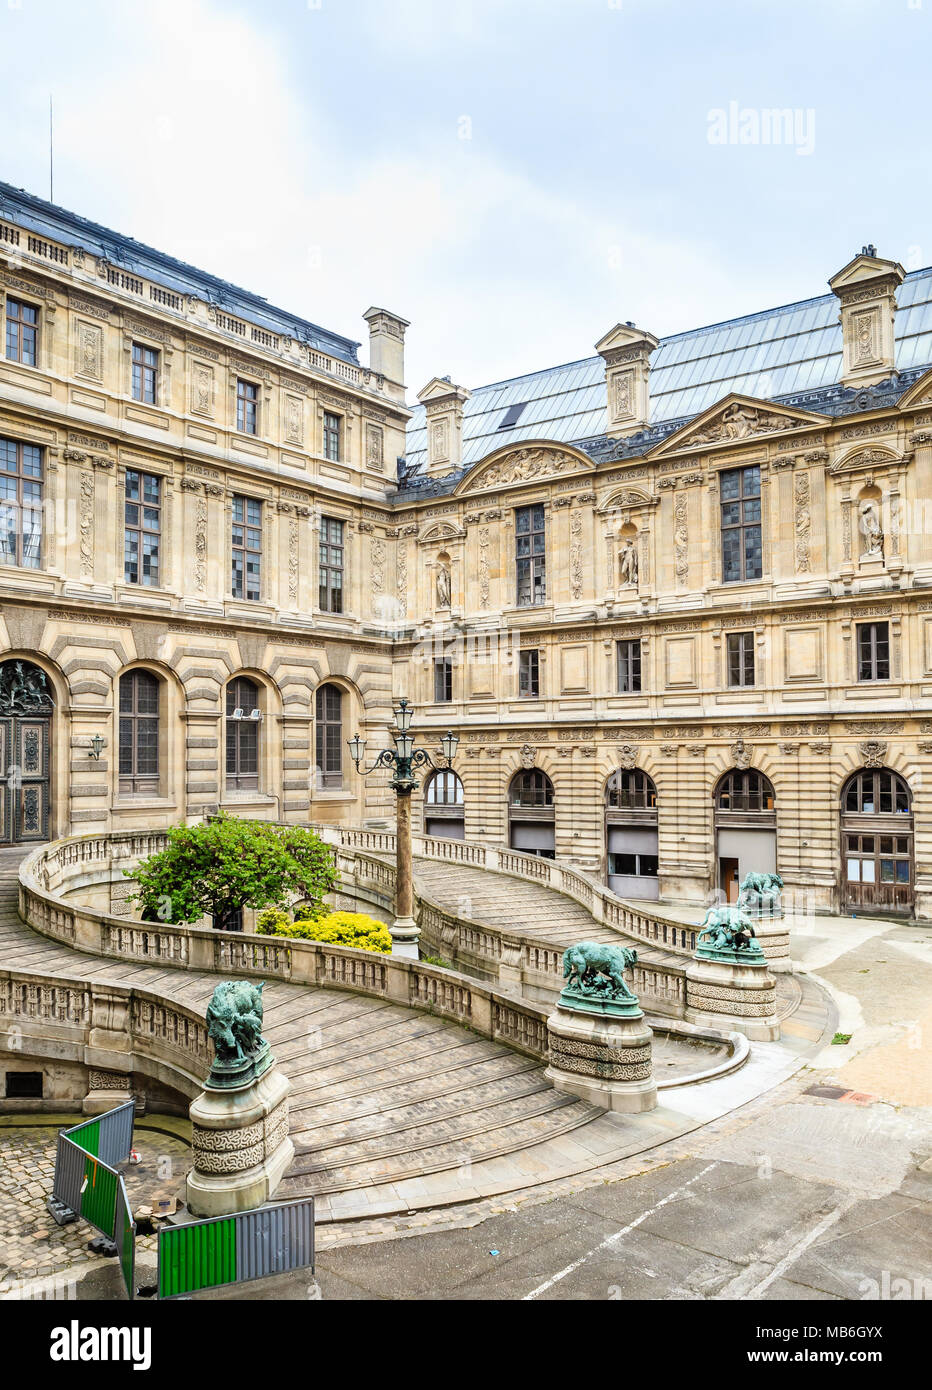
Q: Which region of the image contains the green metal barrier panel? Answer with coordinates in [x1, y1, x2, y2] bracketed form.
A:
[116, 1177, 136, 1302]
[159, 1216, 237, 1299]
[158, 1199, 314, 1298]
[79, 1154, 118, 1239]
[69, 1118, 100, 1157]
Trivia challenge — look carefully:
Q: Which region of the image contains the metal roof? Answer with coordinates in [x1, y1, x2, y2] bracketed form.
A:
[403, 266, 932, 476]
[0, 181, 360, 364]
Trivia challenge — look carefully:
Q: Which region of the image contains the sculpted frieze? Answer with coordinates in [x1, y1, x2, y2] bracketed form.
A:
[461, 446, 590, 494]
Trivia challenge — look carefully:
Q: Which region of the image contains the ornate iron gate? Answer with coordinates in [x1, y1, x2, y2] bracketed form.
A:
[0, 661, 53, 844]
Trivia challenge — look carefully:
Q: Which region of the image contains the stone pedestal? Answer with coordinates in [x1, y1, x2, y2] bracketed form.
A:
[545, 991, 657, 1113]
[82, 1068, 133, 1116]
[390, 915, 420, 959]
[685, 951, 780, 1042]
[186, 1064, 294, 1217]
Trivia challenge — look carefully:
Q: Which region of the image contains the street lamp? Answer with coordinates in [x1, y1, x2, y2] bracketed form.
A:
[348, 698, 459, 957]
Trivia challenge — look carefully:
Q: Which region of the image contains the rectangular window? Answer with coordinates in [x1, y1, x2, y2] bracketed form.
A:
[720, 466, 762, 583]
[519, 648, 540, 698]
[323, 412, 341, 462]
[515, 504, 546, 606]
[857, 621, 890, 681]
[319, 516, 344, 612]
[727, 631, 755, 687]
[608, 852, 658, 878]
[617, 639, 642, 693]
[0, 436, 43, 570]
[5, 298, 38, 366]
[131, 342, 159, 404]
[434, 657, 453, 703]
[124, 469, 161, 586]
[236, 378, 258, 435]
[231, 496, 262, 600]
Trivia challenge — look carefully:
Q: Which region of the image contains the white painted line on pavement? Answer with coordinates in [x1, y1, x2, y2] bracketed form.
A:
[735, 1198, 857, 1301]
[522, 1161, 720, 1300]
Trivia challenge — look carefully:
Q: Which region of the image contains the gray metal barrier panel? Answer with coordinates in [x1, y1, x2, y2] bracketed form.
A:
[115, 1177, 135, 1301]
[235, 1200, 315, 1282]
[51, 1132, 86, 1212]
[93, 1100, 135, 1168]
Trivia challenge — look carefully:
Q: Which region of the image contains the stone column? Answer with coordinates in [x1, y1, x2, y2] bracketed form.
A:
[545, 959, 657, 1113]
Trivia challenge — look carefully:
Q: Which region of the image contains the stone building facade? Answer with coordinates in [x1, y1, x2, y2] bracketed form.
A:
[3, 183, 932, 918]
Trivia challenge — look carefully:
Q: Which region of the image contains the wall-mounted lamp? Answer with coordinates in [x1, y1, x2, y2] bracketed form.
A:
[87, 734, 105, 760]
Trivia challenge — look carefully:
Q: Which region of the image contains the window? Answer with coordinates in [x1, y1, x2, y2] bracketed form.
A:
[0, 437, 43, 570]
[498, 402, 527, 429]
[727, 631, 755, 687]
[5, 298, 38, 366]
[510, 769, 554, 806]
[124, 470, 161, 586]
[608, 852, 658, 878]
[434, 657, 453, 703]
[617, 639, 642, 693]
[323, 412, 341, 462]
[315, 683, 343, 789]
[319, 517, 344, 612]
[236, 378, 258, 435]
[118, 670, 160, 794]
[844, 768, 910, 815]
[720, 466, 762, 583]
[131, 342, 159, 404]
[716, 769, 775, 812]
[426, 770, 464, 805]
[225, 676, 260, 791]
[232, 496, 262, 600]
[5, 1072, 42, 1099]
[857, 622, 890, 681]
[606, 770, 657, 810]
[516, 504, 546, 606]
[519, 649, 540, 698]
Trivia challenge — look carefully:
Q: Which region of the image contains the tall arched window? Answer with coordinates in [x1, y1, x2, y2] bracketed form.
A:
[510, 769, 554, 806]
[606, 769, 657, 810]
[843, 768, 910, 814]
[424, 769, 465, 840]
[118, 670, 160, 794]
[315, 684, 343, 789]
[226, 676, 260, 791]
[842, 767, 913, 913]
[715, 769, 775, 812]
[426, 770, 464, 805]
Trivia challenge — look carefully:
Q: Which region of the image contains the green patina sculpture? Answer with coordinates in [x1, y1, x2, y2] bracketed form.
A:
[560, 941, 640, 1015]
[737, 870, 784, 918]
[696, 904, 765, 961]
[205, 980, 272, 1087]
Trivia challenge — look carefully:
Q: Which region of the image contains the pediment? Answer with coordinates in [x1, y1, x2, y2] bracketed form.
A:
[830, 445, 906, 475]
[650, 394, 831, 456]
[896, 365, 932, 411]
[417, 520, 466, 545]
[597, 486, 657, 513]
[828, 253, 905, 294]
[456, 442, 594, 495]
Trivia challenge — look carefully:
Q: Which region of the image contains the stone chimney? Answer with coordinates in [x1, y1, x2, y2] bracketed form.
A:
[417, 376, 471, 476]
[595, 322, 659, 438]
[829, 248, 906, 387]
[363, 307, 410, 390]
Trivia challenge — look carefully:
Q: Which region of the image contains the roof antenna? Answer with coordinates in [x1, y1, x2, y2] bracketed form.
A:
[49, 95, 54, 203]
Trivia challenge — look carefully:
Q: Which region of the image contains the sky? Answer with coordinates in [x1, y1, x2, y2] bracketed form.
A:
[0, 0, 930, 394]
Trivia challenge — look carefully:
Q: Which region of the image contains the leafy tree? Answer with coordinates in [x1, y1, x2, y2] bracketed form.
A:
[127, 814, 339, 929]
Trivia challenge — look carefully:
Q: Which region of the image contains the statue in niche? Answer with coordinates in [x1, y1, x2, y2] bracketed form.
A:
[436, 563, 451, 609]
[619, 537, 638, 587]
[859, 498, 884, 559]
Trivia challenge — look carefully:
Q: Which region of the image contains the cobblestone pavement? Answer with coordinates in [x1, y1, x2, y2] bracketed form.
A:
[0, 1121, 188, 1298]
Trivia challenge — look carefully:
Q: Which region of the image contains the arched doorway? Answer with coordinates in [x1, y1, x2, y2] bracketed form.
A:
[713, 768, 776, 903]
[0, 660, 54, 844]
[424, 769, 464, 840]
[508, 769, 555, 859]
[841, 767, 913, 914]
[605, 769, 658, 900]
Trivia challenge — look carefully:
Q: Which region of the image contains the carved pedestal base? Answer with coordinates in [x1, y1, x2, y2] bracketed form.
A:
[390, 915, 420, 959]
[544, 1002, 657, 1113]
[82, 1069, 133, 1116]
[684, 955, 781, 1042]
[186, 1065, 294, 1217]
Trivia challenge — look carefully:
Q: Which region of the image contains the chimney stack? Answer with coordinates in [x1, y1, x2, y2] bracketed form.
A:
[417, 376, 471, 476]
[595, 322, 659, 438]
[829, 249, 905, 387]
[363, 307, 410, 392]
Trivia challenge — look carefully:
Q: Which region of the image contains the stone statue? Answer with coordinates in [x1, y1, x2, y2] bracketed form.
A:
[697, 905, 757, 953]
[859, 499, 883, 558]
[436, 563, 451, 608]
[206, 980, 266, 1063]
[562, 941, 638, 1001]
[737, 870, 783, 917]
[619, 538, 638, 587]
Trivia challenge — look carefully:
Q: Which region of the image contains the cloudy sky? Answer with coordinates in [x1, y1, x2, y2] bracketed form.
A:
[1, 0, 929, 392]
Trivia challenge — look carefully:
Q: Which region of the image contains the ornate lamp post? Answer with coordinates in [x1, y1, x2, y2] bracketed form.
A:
[348, 698, 459, 958]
